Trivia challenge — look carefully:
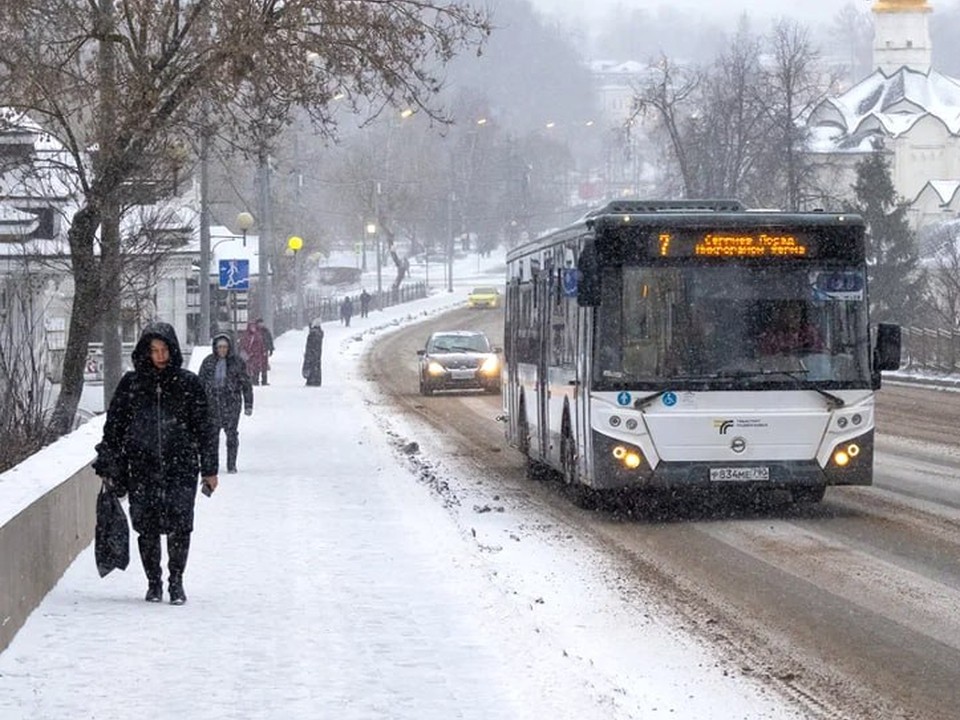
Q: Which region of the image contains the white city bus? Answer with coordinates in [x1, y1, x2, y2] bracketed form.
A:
[502, 200, 901, 503]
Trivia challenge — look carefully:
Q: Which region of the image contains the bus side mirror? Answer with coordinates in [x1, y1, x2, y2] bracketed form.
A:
[577, 240, 601, 307]
[874, 323, 901, 372]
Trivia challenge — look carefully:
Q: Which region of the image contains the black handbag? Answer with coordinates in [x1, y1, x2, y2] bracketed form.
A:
[95, 484, 130, 577]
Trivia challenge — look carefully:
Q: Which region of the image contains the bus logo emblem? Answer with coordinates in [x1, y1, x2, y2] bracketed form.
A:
[617, 391, 631, 406]
[716, 419, 734, 434]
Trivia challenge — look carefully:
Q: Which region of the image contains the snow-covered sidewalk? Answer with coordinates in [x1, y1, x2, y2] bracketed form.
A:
[0, 256, 802, 719]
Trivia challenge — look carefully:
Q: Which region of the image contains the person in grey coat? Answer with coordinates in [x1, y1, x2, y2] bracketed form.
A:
[198, 333, 254, 473]
[93, 322, 218, 605]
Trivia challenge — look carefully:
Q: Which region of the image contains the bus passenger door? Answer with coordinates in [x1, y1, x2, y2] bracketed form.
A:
[533, 267, 550, 460]
[504, 279, 520, 443]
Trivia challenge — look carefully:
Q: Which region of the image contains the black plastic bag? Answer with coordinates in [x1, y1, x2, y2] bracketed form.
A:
[95, 485, 130, 577]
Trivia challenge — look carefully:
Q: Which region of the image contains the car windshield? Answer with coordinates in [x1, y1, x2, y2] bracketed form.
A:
[471, 287, 498, 295]
[428, 334, 491, 353]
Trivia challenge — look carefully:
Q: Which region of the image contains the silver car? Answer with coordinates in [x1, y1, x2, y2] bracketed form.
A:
[416, 330, 502, 395]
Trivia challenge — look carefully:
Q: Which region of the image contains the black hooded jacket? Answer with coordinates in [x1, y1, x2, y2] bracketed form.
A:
[94, 322, 217, 534]
[198, 333, 254, 425]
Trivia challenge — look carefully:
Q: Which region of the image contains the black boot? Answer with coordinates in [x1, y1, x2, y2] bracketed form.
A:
[168, 577, 187, 606]
[138, 534, 163, 602]
[226, 428, 239, 473]
[167, 532, 191, 605]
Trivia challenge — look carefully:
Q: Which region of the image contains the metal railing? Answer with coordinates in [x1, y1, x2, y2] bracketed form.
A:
[900, 326, 960, 374]
[273, 282, 428, 335]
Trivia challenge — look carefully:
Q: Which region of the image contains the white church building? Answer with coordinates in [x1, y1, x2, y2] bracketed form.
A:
[806, 0, 960, 230]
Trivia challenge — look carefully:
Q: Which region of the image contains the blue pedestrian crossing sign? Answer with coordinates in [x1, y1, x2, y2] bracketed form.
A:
[219, 259, 249, 291]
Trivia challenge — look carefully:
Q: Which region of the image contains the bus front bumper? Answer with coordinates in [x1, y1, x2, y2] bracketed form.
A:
[590, 430, 874, 491]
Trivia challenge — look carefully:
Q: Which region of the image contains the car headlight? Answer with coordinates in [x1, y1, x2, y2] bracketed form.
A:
[427, 361, 446, 376]
[480, 356, 500, 374]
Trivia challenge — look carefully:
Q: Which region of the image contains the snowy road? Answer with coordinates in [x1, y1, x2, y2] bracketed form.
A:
[369, 306, 960, 720]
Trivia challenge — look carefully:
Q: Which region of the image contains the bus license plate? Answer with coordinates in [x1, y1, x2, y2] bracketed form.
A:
[710, 467, 769, 482]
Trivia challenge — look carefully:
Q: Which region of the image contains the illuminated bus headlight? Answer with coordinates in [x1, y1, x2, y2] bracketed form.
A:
[427, 361, 446, 376]
[479, 356, 500, 374]
[833, 443, 860, 467]
[613, 445, 642, 469]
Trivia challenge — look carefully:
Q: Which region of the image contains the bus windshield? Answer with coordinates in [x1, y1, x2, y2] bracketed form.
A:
[593, 264, 872, 390]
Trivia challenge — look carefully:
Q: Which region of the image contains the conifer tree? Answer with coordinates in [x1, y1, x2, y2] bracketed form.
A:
[849, 152, 927, 326]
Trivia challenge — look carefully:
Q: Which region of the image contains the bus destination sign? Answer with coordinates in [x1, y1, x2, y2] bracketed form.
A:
[656, 231, 813, 258]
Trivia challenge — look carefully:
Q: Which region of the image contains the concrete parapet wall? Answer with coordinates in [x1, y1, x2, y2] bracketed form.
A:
[0, 417, 105, 653]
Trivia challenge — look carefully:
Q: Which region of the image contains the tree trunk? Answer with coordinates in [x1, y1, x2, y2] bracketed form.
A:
[49, 205, 102, 438]
[101, 196, 123, 405]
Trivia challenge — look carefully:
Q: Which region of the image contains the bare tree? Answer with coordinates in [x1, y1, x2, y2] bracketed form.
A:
[689, 19, 767, 200]
[631, 55, 703, 197]
[760, 19, 828, 211]
[0, 0, 489, 437]
[634, 23, 768, 201]
[830, 3, 874, 85]
[922, 222, 960, 331]
[0, 261, 56, 472]
[633, 18, 833, 209]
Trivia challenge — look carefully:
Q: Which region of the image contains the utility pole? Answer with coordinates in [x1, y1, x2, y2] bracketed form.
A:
[375, 181, 382, 309]
[257, 149, 274, 331]
[293, 123, 304, 327]
[199, 99, 212, 345]
[446, 188, 455, 293]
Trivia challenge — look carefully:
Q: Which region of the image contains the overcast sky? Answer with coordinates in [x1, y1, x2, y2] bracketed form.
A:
[528, 0, 944, 30]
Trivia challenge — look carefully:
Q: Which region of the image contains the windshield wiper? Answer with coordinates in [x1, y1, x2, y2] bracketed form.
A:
[719, 368, 846, 409]
[634, 390, 669, 410]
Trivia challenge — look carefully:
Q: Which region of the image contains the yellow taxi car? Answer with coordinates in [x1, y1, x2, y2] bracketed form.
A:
[467, 286, 501, 309]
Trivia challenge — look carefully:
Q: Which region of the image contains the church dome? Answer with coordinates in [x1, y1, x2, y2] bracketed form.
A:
[873, 0, 931, 12]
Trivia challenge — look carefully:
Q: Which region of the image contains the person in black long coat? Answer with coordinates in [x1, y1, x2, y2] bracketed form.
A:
[93, 322, 218, 605]
[340, 296, 353, 326]
[198, 333, 254, 473]
[302, 321, 324, 386]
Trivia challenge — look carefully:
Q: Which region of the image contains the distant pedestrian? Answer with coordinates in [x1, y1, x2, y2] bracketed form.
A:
[302, 321, 324, 386]
[256, 318, 275, 359]
[255, 318, 274, 384]
[239, 320, 269, 385]
[359, 289, 371, 318]
[340, 296, 354, 327]
[198, 333, 253, 474]
[93, 322, 218, 605]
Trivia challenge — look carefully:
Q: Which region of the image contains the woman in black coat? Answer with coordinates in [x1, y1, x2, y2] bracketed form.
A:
[93, 322, 218, 605]
[302, 321, 324, 386]
[198, 333, 254, 473]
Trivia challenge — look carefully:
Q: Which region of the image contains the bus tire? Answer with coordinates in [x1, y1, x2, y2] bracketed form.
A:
[517, 401, 530, 457]
[517, 404, 545, 480]
[561, 427, 578, 486]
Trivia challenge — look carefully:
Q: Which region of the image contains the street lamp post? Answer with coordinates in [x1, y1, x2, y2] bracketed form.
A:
[237, 211, 254, 246]
[366, 222, 381, 310]
[287, 235, 304, 328]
